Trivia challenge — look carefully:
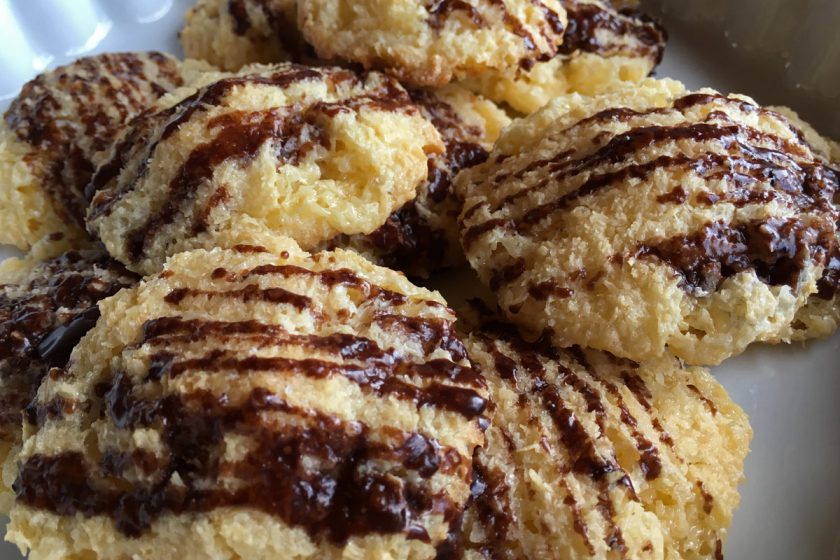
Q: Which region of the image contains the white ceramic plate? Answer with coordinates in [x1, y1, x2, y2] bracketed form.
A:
[0, 1, 838, 558]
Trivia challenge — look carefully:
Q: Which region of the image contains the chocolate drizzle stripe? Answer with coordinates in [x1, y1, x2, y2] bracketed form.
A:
[503, 124, 830, 232]
[620, 372, 675, 449]
[561, 478, 596, 555]
[142, 316, 468, 367]
[163, 285, 313, 311]
[485, 92, 820, 210]
[16, 385, 464, 542]
[155, 350, 485, 418]
[426, 0, 484, 30]
[478, 336, 632, 553]
[461, 218, 511, 252]
[471, 337, 599, 556]
[229, 264, 410, 306]
[488, 258, 526, 291]
[595, 378, 662, 481]
[696, 480, 715, 515]
[7, 52, 186, 224]
[228, 0, 251, 35]
[86, 65, 325, 212]
[86, 64, 406, 226]
[372, 314, 469, 364]
[461, 456, 515, 558]
[118, 81, 411, 260]
[686, 384, 718, 416]
[537, 381, 627, 552]
[1, 249, 138, 438]
[123, 103, 329, 260]
[142, 317, 390, 357]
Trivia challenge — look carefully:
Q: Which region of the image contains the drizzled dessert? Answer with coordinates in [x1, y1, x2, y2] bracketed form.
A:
[463, 0, 667, 114]
[0, 234, 138, 499]
[456, 78, 839, 365]
[8, 242, 487, 559]
[456, 318, 750, 559]
[321, 85, 510, 277]
[0, 0, 837, 558]
[86, 63, 442, 275]
[0, 52, 211, 248]
[297, 0, 568, 87]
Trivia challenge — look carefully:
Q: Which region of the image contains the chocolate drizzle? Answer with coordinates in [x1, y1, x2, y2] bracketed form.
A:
[464, 93, 839, 302]
[467, 327, 638, 553]
[14, 254, 485, 544]
[816, 249, 840, 300]
[227, 0, 251, 35]
[459, 318, 734, 556]
[15, 384, 464, 542]
[423, 0, 564, 69]
[125, 105, 323, 260]
[0, 249, 138, 441]
[426, 0, 484, 30]
[635, 218, 834, 295]
[36, 306, 101, 368]
[559, 1, 667, 64]
[164, 284, 313, 311]
[87, 65, 415, 266]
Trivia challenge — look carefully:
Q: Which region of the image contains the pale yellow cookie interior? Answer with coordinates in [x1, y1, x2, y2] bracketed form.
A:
[181, 0, 301, 71]
[322, 84, 511, 276]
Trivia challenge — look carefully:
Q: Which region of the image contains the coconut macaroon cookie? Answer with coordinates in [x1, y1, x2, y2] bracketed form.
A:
[0, 235, 138, 502]
[456, 78, 839, 365]
[0, 52, 211, 249]
[86, 63, 443, 275]
[462, 0, 667, 114]
[7, 242, 488, 560]
[181, 0, 308, 71]
[322, 85, 510, 277]
[297, 0, 567, 87]
[453, 321, 751, 559]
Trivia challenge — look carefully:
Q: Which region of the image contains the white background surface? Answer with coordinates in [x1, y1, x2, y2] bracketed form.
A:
[0, 1, 838, 558]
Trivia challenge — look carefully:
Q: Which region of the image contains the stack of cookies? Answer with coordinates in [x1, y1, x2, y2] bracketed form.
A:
[0, 1, 836, 558]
